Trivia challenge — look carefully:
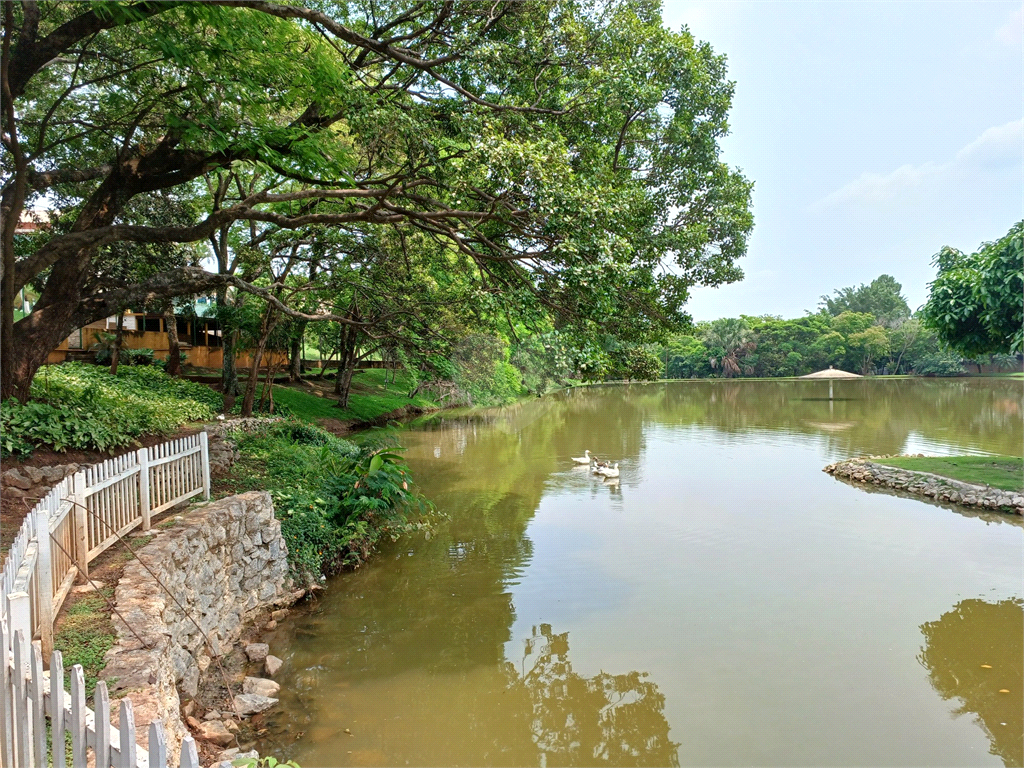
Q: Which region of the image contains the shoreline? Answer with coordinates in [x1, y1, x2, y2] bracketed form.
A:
[824, 457, 1024, 516]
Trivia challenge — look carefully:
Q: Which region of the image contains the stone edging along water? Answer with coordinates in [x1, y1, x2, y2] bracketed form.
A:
[101, 491, 298, 764]
[824, 458, 1024, 516]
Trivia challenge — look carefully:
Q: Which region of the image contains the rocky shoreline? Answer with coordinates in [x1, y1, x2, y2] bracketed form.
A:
[824, 457, 1024, 516]
[101, 490, 302, 765]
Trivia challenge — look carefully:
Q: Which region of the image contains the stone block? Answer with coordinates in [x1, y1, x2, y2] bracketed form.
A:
[245, 643, 269, 662]
[3, 469, 33, 490]
[196, 719, 234, 746]
[232, 693, 278, 717]
[242, 676, 281, 697]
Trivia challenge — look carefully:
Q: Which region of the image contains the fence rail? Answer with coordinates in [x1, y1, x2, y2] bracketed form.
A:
[1, 432, 210, 768]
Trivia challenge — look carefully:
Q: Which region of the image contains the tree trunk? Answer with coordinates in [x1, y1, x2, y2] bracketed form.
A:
[109, 311, 125, 375]
[164, 307, 181, 377]
[334, 324, 360, 408]
[288, 331, 303, 382]
[241, 307, 276, 417]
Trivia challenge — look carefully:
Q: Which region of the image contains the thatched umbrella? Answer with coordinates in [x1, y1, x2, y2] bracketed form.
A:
[800, 366, 862, 400]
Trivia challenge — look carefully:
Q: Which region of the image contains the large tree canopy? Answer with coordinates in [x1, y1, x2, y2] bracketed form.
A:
[1, 0, 753, 400]
[921, 221, 1023, 357]
[820, 274, 910, 326]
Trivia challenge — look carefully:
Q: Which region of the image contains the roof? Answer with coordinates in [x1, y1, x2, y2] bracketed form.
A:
[800, 367, 863, 379]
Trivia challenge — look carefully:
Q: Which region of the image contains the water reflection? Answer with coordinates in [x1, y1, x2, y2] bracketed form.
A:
[512, 624, 678, 767]
[919, 599, 1024, 767]
[415, 379, 1023, 459]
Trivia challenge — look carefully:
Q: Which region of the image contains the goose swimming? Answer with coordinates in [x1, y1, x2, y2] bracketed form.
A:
[598, 463, 619, 478]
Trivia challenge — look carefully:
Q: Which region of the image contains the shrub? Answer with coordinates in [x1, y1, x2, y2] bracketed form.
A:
[0, 363, 222, 455]
[227, 422, 435, 579]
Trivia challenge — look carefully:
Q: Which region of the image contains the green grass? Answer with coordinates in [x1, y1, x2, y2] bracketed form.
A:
[876, 455, 1024, 492]
[274, 369, 438, 423]
[54, 588, 117, 698]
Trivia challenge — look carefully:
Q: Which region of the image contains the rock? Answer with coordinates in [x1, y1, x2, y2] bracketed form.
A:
[264, 655, 284, 677]
[197, 719, 235, 747]
[270, 609, 288, 622]
[3, 470, 33, 490]
[186, 716, 202, 730]
[224, 719, 240, 733]
[264, 620, 277, 630]
[183, 700, 197, 719]
[232, 693, 278, 716]
[22, 466, 43, 484]
[203, 710, 222, 720]
[245, 643, 269, 662]
[41, 466, 64, 483]
[71, 581, 106, 594]
[218, 747, 240, 760]
[242, 676, 281, 698]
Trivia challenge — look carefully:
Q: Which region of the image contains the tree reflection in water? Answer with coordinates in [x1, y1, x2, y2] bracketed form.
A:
[918, 599, 1023, 767]
[511, 624, 679, 767]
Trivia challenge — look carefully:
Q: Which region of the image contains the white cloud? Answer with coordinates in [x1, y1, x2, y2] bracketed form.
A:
[813, 119, 1023, 208]
[995, 5, 1023, 45]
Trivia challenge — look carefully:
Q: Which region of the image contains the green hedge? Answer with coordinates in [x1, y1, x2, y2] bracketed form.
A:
[1, 363, 222, 455]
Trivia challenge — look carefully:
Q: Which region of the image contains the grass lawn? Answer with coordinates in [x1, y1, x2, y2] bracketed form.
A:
[273, 368, 438, 423]
[876, 455, 1023, 492]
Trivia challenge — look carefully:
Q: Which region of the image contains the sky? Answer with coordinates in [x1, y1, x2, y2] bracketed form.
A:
[659, 1, 1023, 321]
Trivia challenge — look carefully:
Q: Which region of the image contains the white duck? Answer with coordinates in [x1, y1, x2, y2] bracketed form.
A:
[592, 459, 610, 474]
[571, 450, 591, 465]
[598, 463, 619, 478]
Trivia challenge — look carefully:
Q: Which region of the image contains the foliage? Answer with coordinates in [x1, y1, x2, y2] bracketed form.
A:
[702, 318, 755, 377]
[0, 363, 220, 455]
[2, 0, 753, 403]
[607, 345, 663, 381]
[233, 756, 300, 768]
[921, 221, 1024, 356]
[821, 274, 911, 325]
[913, 352, 966, 377]
[223, 421, 435, 579]
[452, 335, 525, 407]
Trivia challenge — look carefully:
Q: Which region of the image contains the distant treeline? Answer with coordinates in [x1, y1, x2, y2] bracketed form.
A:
[659, 274, 1021, 379]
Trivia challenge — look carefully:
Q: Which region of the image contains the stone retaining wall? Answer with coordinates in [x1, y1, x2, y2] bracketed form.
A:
[824, 458, 1024, 515]
[1, 462, 81, 505]
[102, 491, 291, 763]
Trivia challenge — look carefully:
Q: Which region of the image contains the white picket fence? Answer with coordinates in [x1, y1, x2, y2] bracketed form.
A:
[1, 432, 211, 768]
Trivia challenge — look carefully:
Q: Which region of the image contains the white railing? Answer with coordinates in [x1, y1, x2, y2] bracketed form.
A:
[1, 432, 210, 768]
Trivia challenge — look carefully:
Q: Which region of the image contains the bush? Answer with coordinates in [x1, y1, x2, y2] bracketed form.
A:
[0, 363, 222, 455]
[228, 422, 434, 579]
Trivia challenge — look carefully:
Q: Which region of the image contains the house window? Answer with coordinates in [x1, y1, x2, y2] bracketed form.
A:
[143, 316, 163, 333]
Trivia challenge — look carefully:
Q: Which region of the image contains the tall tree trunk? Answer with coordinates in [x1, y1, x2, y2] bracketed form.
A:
[241, 307, 276, 417]
[216, 286, 241, 402]
[288, 328, 304, 382]
[333, 323, 361, 408]
[109, 311, 125, 375]
[164, 306, 181, 377]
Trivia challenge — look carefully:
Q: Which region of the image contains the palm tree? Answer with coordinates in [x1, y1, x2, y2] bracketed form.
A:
[702, 318, 756, 378]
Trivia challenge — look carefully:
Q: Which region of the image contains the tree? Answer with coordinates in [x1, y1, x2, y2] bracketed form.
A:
[921, 222, 1023, 357]
[1, 1, 753, 401]
[821, 274, 911, 326]
[702, 318, 755, 377]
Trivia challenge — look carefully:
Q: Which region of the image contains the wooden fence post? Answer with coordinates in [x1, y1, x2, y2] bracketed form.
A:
[70, 665, 86, 768]
[30, 643, 46, 767]
[13, 630, 32, 768]
[71, 472, 88, 579]
[33, 508, 54, 660]
[119, 698, 137, 768]
[138, 447, 151, 531]
[6, 593, 31, 653]
[95, 681, 110, 768]
[0, 618, 12, 768]
[199, 432, 211, 501]
[51, 650, 67, 768]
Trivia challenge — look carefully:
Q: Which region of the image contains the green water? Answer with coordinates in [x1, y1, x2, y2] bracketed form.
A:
[255, 379, 1023, 767]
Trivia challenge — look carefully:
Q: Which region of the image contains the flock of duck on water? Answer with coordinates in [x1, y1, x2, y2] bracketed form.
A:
[571, 450, 620, 480]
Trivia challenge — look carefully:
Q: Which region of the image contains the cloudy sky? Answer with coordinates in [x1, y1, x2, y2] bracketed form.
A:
[660, 1, 1023, 321]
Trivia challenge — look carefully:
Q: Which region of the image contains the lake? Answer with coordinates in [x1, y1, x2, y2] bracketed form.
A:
[255, 379, 1023, 767]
